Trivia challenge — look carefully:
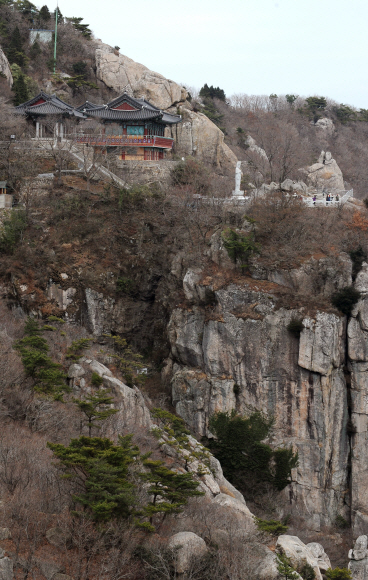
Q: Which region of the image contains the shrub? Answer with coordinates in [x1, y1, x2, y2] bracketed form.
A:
[331, 286, 361, 316]
[299, 563, 316, 580]
[66, 338, 92, 360]
[325, 568, 352, 580]
[209, 410, 298, 492]
[287, 318, 304, 337]
[14, 317, 68, 400]
[256, 518, 288, 535]
[0, 210, 27, 254]
[91, 372, 103, 387]
[350, 246, 366, 280]
[277, 554, 299, 580]
[116, 277, 134, 295]
[222, 228, 260, 271]
[335, 514, 349, 529]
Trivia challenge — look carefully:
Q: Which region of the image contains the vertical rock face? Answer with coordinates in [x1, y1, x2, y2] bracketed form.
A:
[168, 263, 353, 528]
[0, 46, 13, 87]
[349, 263, 368, 529]
[166, 108, 237, 171]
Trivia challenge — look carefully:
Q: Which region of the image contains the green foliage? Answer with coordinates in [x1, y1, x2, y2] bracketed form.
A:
[116, 277, 134, 295]
[12, 72, 28, 105]
[139, 456, 204, 530]
[14, 0, 38, 20]
[201, 97, 224, 126]
[14, 317, 68, 399]
[118, 184, 155, 209]
[73, 389, 118, 436]
[47, 315, 65, 324]
[11, 63, 38, 103]
[48, 436, 139, 522]
[286, 94, 298, 106]
[209, 410, 298, 492]
[72, 61, 87, 77]
[359, 109, 368, 122]
[0, 210, 27, 254]
[91, 372, 103, 387]
[331, 286, 361, 316]
[303, 96, 327, 122]
[333, 104, 357, 124]
[256, 518, 288, 535]
[350, 246, 366, 280]
[335, 514, 349, 529]
[325, 568, 352, 580]
[151, 408, 211, 474]
[221, 228, 260, 271]
[39, 4, 50, 20]
[67, 17, 92, 38]
[105, 334, 144, 387]
[29, 39, 41, 60]
[277, 554, 299, 580]
[199, 83, 226, 101]
[66, 338, 92, 360]
[287, 318, 304, 338]
[42, 325, 56, 331]
[299, 562, 316, 580]
[7, 26, 27, 67]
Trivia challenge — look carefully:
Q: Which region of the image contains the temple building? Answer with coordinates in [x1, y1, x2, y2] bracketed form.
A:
[14, 91, 181, 160]
[76, 93, 181, 160]
[14, 91, 86, 137]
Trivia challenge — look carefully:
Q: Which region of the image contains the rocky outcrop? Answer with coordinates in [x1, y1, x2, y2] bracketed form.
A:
[348, 263, 368, 529]
[276, 535, 331, 580]
[167, 108, 237, 171]
[0, 557, 13, 580]
[167, 259, 353, 528]
[94, 41, 187, 109]
[349, 535, 368, 579]
[0, 46, 13, 87]
[304, 151, 344, 192]
[168, 532, 207, 574]
[93, 41, 237, 172]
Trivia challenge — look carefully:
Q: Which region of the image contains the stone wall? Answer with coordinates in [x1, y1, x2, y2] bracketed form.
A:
[113, 159, 178, 186]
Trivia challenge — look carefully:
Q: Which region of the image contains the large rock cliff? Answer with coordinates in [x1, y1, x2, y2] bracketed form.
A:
[93, 41, 237, 172]
[165, 246, 368, 530]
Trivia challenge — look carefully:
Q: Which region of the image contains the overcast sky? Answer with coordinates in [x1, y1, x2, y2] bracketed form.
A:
[43, 0, 368, 108]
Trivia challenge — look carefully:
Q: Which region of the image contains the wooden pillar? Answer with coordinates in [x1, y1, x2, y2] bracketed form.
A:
[36, 121, 39, 138]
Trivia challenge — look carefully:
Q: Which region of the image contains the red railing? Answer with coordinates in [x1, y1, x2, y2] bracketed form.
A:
[73, 134, 174, 149]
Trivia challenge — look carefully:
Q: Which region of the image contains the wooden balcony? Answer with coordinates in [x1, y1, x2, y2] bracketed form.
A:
[74, 134, 174, 149]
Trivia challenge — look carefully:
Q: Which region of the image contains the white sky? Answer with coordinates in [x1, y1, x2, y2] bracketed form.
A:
[43, 0, 368, 108]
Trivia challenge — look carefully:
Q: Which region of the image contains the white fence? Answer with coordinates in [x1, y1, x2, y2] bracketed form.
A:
[303, 189, 353, 207]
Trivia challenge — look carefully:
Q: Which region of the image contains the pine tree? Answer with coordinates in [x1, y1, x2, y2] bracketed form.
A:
[39, 4, 50, 21]
[47, 435, 140, 523]
[14, 317, 68, 399]
[12, 72, 28, 105]
[139, 458, 204, 531]
[7, 26, 27, 67]
[67, 17, 92, 38]
[74, 389, 118, 436]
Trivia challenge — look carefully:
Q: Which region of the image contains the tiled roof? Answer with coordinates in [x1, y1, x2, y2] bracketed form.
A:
[80, 92, 181, 125]
[75, 100, 101, 112]
[15, 92, 86, 118]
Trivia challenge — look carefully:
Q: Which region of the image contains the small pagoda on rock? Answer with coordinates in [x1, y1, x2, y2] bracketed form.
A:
[76, 93, 181, 160]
